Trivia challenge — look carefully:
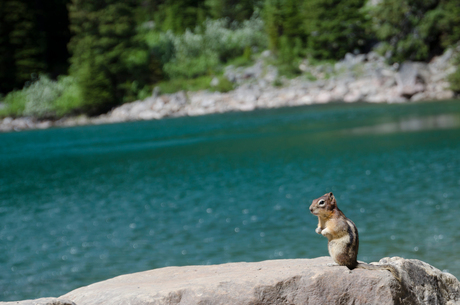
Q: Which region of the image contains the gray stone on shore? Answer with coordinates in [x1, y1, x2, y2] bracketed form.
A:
[396, 61, 430, 98]
[5, 257, 457, 305]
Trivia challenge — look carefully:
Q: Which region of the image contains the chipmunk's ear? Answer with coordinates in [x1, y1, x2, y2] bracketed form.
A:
[328, 192, 336, 209]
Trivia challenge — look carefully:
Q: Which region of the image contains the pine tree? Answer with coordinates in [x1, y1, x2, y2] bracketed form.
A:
[205, 0, 258, 22]
[68, 0, 152, 114]
[154, 0, 208, 33]
[368, 0, 442, 62]
[0, 0, 46, 94]
[0, 0, 71, 95]
[38, 0, 72, 78]
[305, 0, 369, 60]
[0, 1, 16, 93]
[263, 0, 306, 52]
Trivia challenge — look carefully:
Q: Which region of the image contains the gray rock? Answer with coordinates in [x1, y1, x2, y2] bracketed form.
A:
[339, 53, 361, 72]
[380, 257, 460, 304]
[431, 48, 454, 71]
[242, 61, 263, 79]
[343, 53, 365, 68]
[55, 257, 460, 305]
[411, 92, 428, 102]
[2, 117, 13, 125]
[260, 50, 271, 58]
[299, 62, 308, 72]
[431, 71, 448, 83]
[367, 51, 385, 62]
[396, 61, 430, 97]
[1, 298, 75, 305]
[263, 65, 278, 83]
[435, 90, 455, 100]
[223, 66, 237, 83]
[383, 77, 397, 88]
[332, 83, 349, 98]
[210, 77, 219, 87]
[169, 91, 188, 106]
[152, 86, 161, 98]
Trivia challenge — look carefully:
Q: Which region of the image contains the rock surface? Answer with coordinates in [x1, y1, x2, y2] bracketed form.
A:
[0, 48, 458, 133]
[1, 298, 75, 305]
[5, 257, 458, 305]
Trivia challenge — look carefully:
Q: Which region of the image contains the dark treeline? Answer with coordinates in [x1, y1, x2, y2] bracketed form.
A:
[0, 0, 71, 93]
[0, 0, 459, 118]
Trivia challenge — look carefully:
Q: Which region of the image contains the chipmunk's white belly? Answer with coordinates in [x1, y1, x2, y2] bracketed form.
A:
[328, 234, 351, 261]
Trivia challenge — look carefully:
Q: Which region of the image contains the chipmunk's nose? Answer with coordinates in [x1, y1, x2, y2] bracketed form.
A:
[309, 206, 313, 213]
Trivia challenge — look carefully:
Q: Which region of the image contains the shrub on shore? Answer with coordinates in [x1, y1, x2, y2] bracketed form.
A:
[144, 14, 268, 80]
[0, 75, 83, 119]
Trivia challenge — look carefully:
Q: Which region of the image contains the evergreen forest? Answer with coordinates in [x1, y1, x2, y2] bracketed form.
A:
[1, 0, 460, 119]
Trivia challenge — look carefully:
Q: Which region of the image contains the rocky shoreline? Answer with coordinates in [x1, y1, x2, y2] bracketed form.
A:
[1, 49, 458, 133]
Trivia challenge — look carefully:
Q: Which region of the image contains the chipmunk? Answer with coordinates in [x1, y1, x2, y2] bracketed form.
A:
[309, 192, 400, 281]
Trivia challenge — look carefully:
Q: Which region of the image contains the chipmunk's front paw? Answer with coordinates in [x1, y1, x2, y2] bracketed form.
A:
[321, 228, 331, 237]
[315, 227, 322, 234]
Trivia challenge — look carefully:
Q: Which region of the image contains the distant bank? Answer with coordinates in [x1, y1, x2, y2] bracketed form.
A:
[1, 49, 458, 133]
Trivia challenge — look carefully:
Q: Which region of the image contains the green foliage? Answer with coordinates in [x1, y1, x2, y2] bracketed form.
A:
[278, 36, 304, 63]
[156, 74, 234, 93]
[165, 53, 220, 79]
[74, 58, 114, 115]
[205, 0, 260, 22]
[147, 15, 267, 80]
[272, 78, 283, 87]
[275, 36, 303, 77]
[0, 89, 28, 117]
[212, 76, 234, 92]
[68, 0, 154, 114]
[263, 0, 369, 62]
[448, 53, 460, 93]
[154, 0, 208, 34]
[263, 0, 306, 51]
[305, 0, 369, 60]
[368, 0, 438, 62]
[157, 76, 213, 93]
[120, 81, 152, 103]
[432, 0, 460, 48]
[227, 47, 253, 67]
[367, 0, 460, 62]
[53, 76, 84, 116]
[0, 75, 83, 119]
[23, 76, 63, 118]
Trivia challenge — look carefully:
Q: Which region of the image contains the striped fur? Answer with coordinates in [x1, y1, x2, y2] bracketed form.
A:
[310, 192, 360, 269]
[310, 192, 400, 281]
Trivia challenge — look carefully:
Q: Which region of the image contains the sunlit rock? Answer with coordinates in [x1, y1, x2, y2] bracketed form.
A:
[1, 297, 75, 305]
[10, 257, 456, 305]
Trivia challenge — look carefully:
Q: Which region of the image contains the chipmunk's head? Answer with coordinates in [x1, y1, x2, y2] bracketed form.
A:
[309, 192, 336, 216]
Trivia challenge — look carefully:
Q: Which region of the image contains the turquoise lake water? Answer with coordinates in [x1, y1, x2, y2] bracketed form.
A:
[1, 100, 460, 301]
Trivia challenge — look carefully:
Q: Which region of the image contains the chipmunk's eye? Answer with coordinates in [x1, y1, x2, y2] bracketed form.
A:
[318, 199, 325, 206]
